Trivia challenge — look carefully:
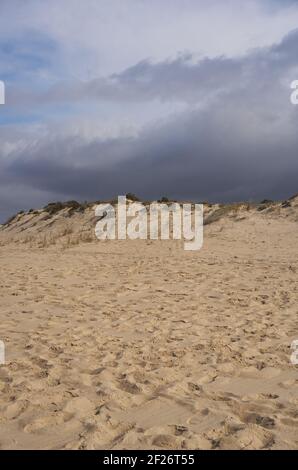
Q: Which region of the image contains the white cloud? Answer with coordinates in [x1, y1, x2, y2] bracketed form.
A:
[1, 0, 298, 79]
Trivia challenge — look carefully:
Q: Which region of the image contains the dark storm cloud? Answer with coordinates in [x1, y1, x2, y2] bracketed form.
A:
[1, 29, 298, 220]
[3, 98, 298, 206]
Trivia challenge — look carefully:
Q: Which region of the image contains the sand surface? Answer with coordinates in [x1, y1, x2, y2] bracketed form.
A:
[0, 212, 298, 449]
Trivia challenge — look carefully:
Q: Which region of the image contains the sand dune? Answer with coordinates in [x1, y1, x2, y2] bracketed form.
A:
[0, 198, 297, 449]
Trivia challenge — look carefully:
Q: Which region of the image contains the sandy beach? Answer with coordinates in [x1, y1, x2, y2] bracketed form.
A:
[0, 201, 297, 450]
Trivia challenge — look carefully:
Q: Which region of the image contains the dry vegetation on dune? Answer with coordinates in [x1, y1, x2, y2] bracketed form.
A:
[1, 195, 297, 248]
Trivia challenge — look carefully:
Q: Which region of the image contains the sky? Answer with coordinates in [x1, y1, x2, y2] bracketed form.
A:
[0, 0, 298, 221]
